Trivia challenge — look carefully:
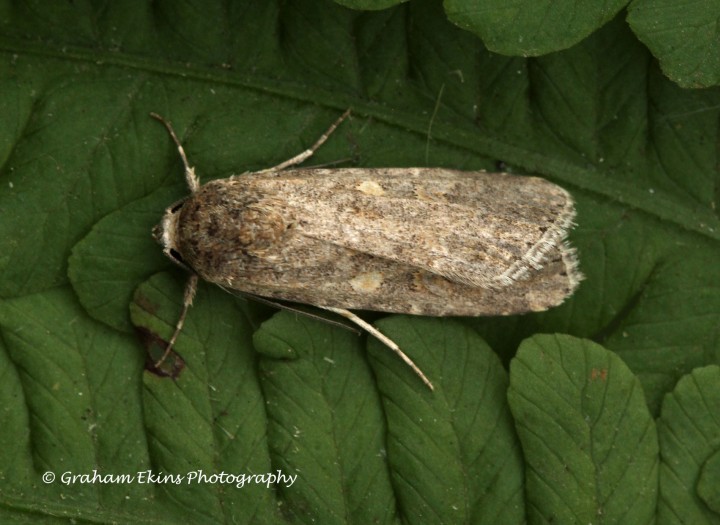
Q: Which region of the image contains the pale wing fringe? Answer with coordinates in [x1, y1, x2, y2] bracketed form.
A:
[495, 189, 578, 286]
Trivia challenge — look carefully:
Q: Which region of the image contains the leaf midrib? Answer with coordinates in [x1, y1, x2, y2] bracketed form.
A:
[1, 35, 718, 242]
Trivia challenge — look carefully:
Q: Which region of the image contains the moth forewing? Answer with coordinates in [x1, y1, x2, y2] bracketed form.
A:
[220, 168, 578, 290]
[150, 111, 581, 390]
[177, 170, 581, 317]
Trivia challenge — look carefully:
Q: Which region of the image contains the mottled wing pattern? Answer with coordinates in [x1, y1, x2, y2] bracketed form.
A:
[249, 168, 577, 289]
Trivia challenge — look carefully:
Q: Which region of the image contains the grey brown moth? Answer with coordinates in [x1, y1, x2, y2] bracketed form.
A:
[151, 110, 582, 389]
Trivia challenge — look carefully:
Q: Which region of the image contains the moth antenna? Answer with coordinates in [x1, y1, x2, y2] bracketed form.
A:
[150, 112, 200, 193]
[320, 306, 434, 391]
[267, 109, 352, 171]
[155, 274, 199, 368]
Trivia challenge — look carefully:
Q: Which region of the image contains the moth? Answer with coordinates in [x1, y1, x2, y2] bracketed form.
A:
[150, 110, 582, 389]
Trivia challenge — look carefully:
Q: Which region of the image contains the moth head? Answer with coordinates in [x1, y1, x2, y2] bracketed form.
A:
[153, 198, 192, 271]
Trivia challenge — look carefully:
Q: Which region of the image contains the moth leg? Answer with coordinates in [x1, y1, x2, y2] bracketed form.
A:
[232, 291, 361, 335]
[267, 109, 351, 171]
[155, 274, 199, 368]
[320, 306, 434, 391]
[150, 113, 200, 193]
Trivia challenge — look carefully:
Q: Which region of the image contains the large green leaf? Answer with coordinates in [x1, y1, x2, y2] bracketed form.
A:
[658, 365, 720, 523]
[508, 335, 658, 523]
[1, 1, 719, 523]
[628, 0, 720, 88]
[443, 0, 627, 56]
[335, 0, 720, 88]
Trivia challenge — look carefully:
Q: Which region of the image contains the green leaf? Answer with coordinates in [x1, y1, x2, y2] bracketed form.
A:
[658, 365, 720, 523]
[253, 312, 397, 524]
[253, 314, 525, 524]
[508, 334, 658, 524]
[69, 185, 183, 332]
[698, 451, 720, 515]
[333, 0, 407, 10]
[368, 316, 525, 524]
[444, 0, 627, 56]
[1, 1, 719, 522]
[628, 0, 720, 88]
[130, 273, 277, 523]
[0, 287, 163, 522]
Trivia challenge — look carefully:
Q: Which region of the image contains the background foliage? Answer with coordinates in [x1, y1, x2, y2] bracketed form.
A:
[1, 0, 719, 523]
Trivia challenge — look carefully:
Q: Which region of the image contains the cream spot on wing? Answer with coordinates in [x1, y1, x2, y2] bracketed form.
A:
[349, 272, 384, 293]
[356, 180, 384, 196]
[414, 185, 448, 203]
[408, 303, 425, 315]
